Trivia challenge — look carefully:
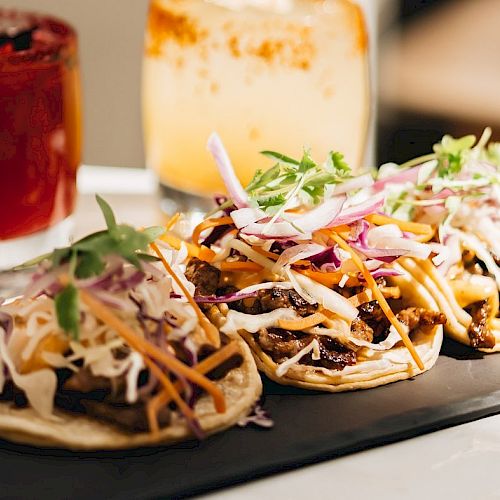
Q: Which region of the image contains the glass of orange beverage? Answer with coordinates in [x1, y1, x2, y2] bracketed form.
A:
[142, 0, 370, 215]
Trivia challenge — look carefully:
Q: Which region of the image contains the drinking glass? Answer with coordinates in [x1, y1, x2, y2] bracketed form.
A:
[143, 0, 370, 216]
[0, 10, 82, 270]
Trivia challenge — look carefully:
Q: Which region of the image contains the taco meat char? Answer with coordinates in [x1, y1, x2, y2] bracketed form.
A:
[179, 134, 448, 392]
[0, 197, 261, 449]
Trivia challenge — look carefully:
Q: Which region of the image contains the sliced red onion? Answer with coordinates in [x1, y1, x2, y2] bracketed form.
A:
[372, 165, 422, 192]
[309, 246, 342, 270]
[194, 291, 259, 303]
[369, 268, 402, 279]
[331, 173, 374, 195]
[207, 132, 249, 209]
[326, 193, 385, 227]
[242, 223, 309, 240]
[348, 219, 370, 246]
[372, 237, 431, 260]
[366, 223, 403, 244]
[231, 207, 266, 229]
[350, 244, 408, 262]
[270, 240, 297, 253]
[275, 243, 325, 269]
[241, 196, 345, 239]
[89, 289, 135, 311]
[76, 260, 124, 290]
[24, 269, 63, 299]
[110, 270, 145, 292]
[431, 188, 455, 200]
[238, 403, 274, 429]
[201, 223, 232, 247]
[289, 195, 346, 232]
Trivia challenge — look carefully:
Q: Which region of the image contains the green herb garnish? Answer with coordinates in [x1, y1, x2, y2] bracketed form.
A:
[246, 148, 353, 216]
[382, 127, 500, 219]
[18, 195, 165, 339]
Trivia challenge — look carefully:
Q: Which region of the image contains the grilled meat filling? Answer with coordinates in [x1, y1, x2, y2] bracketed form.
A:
[257, 328, 356, 371]
[250, 300, 445, 371]
[225, 287, 318, 316]
[184, 259, 445, 370]
[352, 301, 446, 344]
[466, 300, 496, 348]
[2, 340, 243, 434]
[185, 257, 220, 296]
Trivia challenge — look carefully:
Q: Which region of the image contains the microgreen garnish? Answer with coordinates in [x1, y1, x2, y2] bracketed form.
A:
[18, 195, 165, 339]
[381, 128, 500, 221]
[246, 148, 353, 215]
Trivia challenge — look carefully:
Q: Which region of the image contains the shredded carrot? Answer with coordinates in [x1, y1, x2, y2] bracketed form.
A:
[165, 212, 181, 231]
[160, 232, 216, 262]
[364, 214, 434, 241]
[348, 289, 373, 307]
[220, 261, 264, 273]
[150, 242, 221, 348]
[330, 233, 425, 370]
[143, 356, 196, 434]
[79, 289, 226, 412]
[147, 341, 241, 421]
[327, 224, 352, 233]
[192, 216, 234, 246]
[278, 312, 328, 331]
[199, 245, 217, 262]
[296, 268, 359, 288]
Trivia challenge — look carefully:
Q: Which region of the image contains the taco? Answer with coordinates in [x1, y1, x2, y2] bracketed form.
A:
[173, 134, 446, 391]
[373, 129, 500, 351]
[0, 197, 261, 449]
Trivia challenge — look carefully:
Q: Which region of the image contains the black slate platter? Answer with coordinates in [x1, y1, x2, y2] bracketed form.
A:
[1, 338, 500, 500]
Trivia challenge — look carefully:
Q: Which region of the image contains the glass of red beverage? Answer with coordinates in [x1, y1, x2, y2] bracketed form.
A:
[0, 10, 82, 269]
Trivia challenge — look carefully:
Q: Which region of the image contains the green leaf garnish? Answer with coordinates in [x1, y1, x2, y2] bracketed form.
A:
[55, 283, 80, 340]
[96, 194, 117, 230]
[433, 134, 476, 177]
[260, 150, 300, 166]
[15, 195, 166, 339]
[75, 251, 105, 279]
[245, 147, 354, 217]
[325, 151, 350, 176]
[382, 127, 500, 229]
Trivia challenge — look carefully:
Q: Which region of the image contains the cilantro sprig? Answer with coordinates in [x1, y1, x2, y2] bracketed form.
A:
[246, 148, 352, 214]
[18, 195, 165, 339]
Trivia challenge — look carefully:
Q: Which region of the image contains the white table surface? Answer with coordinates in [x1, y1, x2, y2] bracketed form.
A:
[79, 166, 500, 500]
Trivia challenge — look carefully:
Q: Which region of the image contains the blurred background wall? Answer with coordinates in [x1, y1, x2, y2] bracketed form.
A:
[378, 0, 500, 164]
[2, 0, 499, 167]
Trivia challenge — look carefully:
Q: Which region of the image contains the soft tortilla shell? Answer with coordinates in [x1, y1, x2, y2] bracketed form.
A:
[239, 265, 443, 392]
[399, 258, 500, 353]
[0, 335, 261, 450]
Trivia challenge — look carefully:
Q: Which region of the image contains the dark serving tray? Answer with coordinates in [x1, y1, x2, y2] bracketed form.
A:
[1, 338, 500, 500]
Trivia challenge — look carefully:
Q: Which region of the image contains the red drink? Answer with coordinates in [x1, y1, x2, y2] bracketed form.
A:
[0, 11, 81, 242]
